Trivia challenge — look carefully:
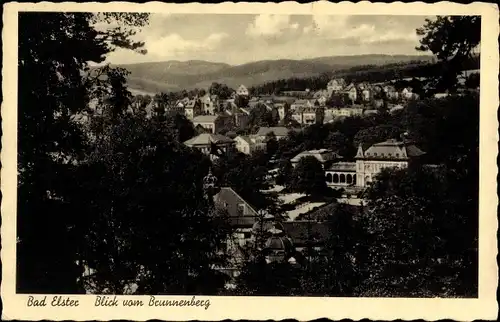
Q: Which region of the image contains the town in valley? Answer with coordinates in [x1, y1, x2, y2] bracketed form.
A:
[17, 13, 481, 298]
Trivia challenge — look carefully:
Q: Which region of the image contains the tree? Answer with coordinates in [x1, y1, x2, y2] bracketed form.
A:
[324, 131, 349, 156]
[275, 159, 294, 188]
[17, 12, 150, 294]
[290, 156, 327, 196]
[416, 16, 481, 92]
[465, 73, 480, 89]
[357, 165, 478, 297]
[234, 95, 249, 108]
[77, 115, 232, 294]
[265, 132, 278, 157]
[213, 153, 273, 210]
[248, 103, 277, 128]
[164, 113, 195, 143]
[353, 124, 402, 149]
[209, 82, 233, 100]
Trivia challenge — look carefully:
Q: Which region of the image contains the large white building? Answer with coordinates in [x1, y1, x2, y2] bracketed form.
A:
[325, 139, 426, 188]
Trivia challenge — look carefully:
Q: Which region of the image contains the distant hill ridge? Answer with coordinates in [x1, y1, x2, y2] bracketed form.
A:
[115, 54, 435, 94]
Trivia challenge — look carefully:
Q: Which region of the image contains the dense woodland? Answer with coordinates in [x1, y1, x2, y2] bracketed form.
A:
[18, 13, 479, 296]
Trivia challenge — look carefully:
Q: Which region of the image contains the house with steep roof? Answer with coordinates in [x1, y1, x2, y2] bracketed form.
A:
[184, 99, 202, 120]
[343, 83, 358, 102]
[236, 84, 249, 97]
[200, 93, 219, 115]
[327, 78, 346, 93]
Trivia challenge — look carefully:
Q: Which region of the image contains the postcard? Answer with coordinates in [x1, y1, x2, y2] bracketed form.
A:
[1, 1, 499, 321]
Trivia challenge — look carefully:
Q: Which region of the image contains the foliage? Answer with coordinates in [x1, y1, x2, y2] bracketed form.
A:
[356, 164, 478, 297]
[416, 16, 481, 92]
[275, 159, 294, 188]
[235, 259, 303, 296]
[353, 124, 403, 149]
[77, 115, 233, 294]
[209, 82, 233, 100]
[164, 113, 196, 143]
[212, 151, 275, 210]
[17, 12, 233, 295]
[234, 95, 250, 108]
[265, 131, 279, 156]
[289, 156, 327, 195]
[17, 12, 152, 293]
[247, 103, 279, 129]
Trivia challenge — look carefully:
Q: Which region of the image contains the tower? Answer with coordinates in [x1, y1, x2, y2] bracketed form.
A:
[203, 167, 220, 202]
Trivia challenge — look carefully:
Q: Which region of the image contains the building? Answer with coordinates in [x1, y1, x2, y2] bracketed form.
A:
[361, 88, 372, 102]
[313, 90, 330, 106]
[234, 135, 266, 155]
[256, 127, 290, 140]
[183, 133, 235, 158]
[327, 78, 346, 93]
[324, 139, 426, 188]
[184, 99, 202, 120]
[236, 84, 249, 97]
[290, 149, 340, 168]
[401, 87, 419, 100]
[281, 90, 311, 98]
[354, 139, 426, 187]
[214, 187, 259, 246]
[290, 99, 313, 111]
[383, 85, 399, 100]
[316, 95, 328, 107]
[325, 162, 357, 187]
[343, 84, 358, 102]
[325, 107, 364, 120]
[275, 102, 289, 120]
[201, 94, 219, 115]
[193, 115, 225, 134]
[292, 107, 324, 125]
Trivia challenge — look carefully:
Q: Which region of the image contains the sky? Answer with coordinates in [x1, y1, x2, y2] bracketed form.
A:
[99, 14, 435, 66]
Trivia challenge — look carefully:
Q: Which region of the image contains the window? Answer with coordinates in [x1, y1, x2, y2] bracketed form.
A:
[373, 153, 377, 156]
[244, 232, 252, 239]
[237, 204, 245, 215]
[396, 153, 400, 157]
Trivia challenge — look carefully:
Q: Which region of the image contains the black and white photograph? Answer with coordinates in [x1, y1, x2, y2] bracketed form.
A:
[1, 2, 498, 321]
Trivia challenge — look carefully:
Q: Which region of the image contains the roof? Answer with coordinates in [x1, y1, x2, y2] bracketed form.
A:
[193, 115, 219, 123]
[184, 133, 234, 146]
[213, 187, 259, 228]
[327, 161, 356, 172]
[291, 99, 310, 105]
[356, 139, 426, 160]
[265, 235, 294, 251]
[235, 135, 252, 145]
[282, 221, 329, 247]
[256, 127, 289, 137]
[291, 149, 339, 163]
